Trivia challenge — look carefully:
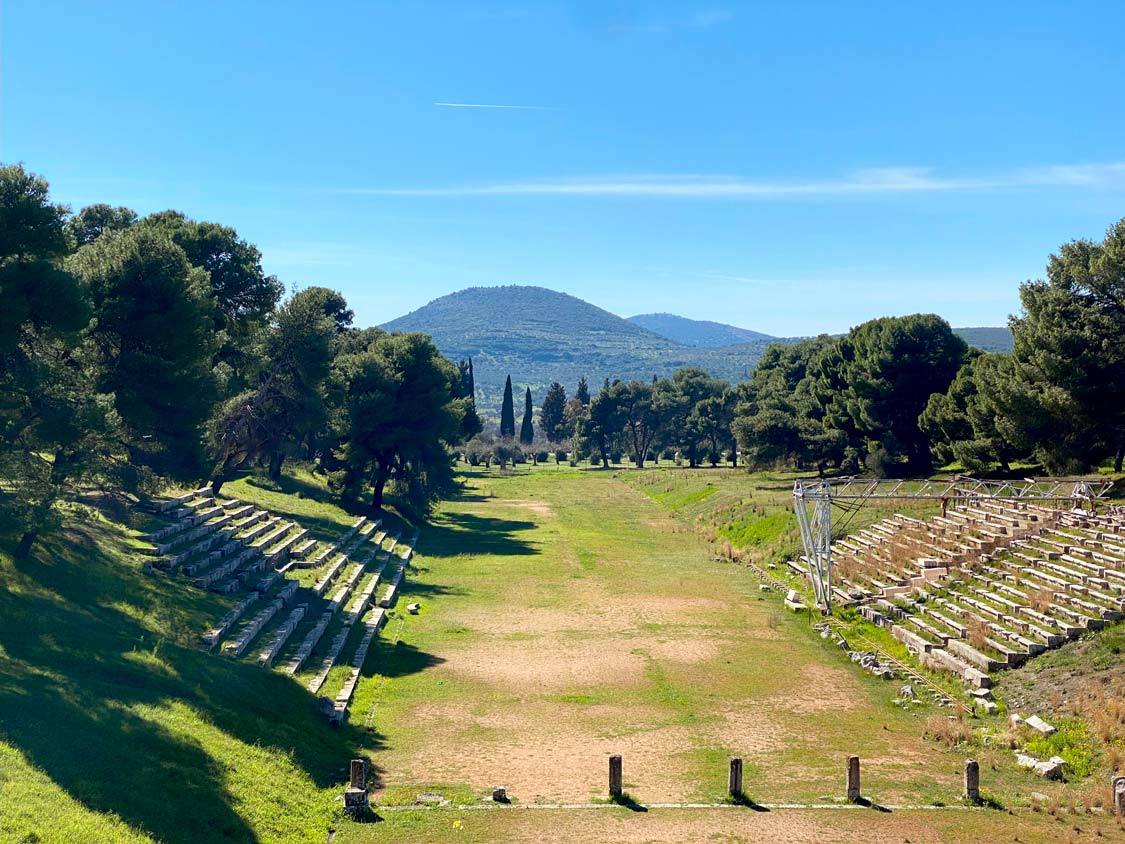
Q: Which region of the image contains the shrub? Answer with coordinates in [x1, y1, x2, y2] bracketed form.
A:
[1024, 718, 1097, 779]
[536, 450, 549, 463]
[924, 714, 975, 747]
[555, 449, 567, 463]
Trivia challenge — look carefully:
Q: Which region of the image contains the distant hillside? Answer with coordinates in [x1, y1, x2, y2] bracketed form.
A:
[381, 286, 1013, 411]
[954, 326, 1013, 353]
[381, 286, 772, 410]
[628, 313, 775, 346]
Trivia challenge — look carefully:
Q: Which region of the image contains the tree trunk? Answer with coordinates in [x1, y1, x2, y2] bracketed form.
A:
[371, 471, 389, 510]
[268, 452, 284, 482]
[210, 478, 225, 497]
[1115, 438, 1124, 473]
[14, 529, 37, 559]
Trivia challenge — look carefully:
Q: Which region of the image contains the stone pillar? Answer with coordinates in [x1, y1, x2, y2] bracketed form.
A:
[609, 755, 623, 798]
[1113, 775, 1125, 817]
[350, 758, 366, 789]
[344, 758, 368, 817]
[846, 755, 861, 801]
[728, 757, 743, 797]
[964, 759, 980, 803]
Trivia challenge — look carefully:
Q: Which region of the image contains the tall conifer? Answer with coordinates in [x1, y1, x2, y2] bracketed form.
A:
[499, 374, 516, 437]
[519, 387, 534, 444]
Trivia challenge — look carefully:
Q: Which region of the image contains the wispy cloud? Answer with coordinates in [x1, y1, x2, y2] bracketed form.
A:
[433, 101, 562, 111]
[330, 162, 1125, 199]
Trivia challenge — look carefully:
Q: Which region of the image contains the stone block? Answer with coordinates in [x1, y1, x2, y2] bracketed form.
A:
[608, 755, 623, 798]
[846, 755, 860, 801]
[964, 759, 980, 803]
[728, 757, 743, 797]
[1025, 714, 1056, 736]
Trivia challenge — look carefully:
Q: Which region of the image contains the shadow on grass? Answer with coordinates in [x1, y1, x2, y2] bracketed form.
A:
[729, 791, 770, 811]
[0, 520, 444, 843]
[419, 511, 537, 558]
[854, 796, 893, 813]
[611, 791, 648, 812]
[364, 638, 445, 680]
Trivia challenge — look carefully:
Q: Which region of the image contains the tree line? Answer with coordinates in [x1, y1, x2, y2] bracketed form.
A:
[1, 164, 478, 557]
[469, 219, 1125, 478]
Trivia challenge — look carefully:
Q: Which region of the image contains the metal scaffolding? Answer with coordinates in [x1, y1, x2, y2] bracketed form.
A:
[792, 476, 1115, 614]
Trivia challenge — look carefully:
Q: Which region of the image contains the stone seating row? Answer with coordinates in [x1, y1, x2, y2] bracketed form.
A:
[868, 521, 1125, 687]
[221, 581, 299, 657]
[329, 610, 387, 726]
[257, 604, 308, 667]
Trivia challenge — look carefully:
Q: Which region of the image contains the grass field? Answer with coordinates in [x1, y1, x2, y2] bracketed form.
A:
[2, 465, 1123, 842]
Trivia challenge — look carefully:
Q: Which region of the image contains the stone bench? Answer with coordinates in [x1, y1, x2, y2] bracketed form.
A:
[202, 593, 260, 648]
[257, 604, 308, 667]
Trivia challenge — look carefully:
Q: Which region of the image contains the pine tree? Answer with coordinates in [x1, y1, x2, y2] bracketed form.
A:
[500, 374, 516, 438]
[539, 382, 568, 441]
[575, 376, 590, 406]
[519, 387, 535, 445]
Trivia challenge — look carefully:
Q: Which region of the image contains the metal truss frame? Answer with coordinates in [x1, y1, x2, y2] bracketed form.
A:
[792, 476, 1115, 613]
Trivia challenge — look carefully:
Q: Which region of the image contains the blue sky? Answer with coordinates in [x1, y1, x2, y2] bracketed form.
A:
[4, 1, 1125, 335]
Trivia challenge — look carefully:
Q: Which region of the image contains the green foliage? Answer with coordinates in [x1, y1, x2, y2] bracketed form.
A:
[499, 374, 515, 438]
[69, 225, 217, 479]
[539, 381, 568, 441]
[1023, 718, 1097, 779]
[519, 386, 534, 445]
[919, 351, 1018, 472]
[814, 314, 968, 474]
[65, 203, 138, 247]
[732, 336, 842, 472]
[989, 220, 1125, 472]
[330, 332, 461, 510]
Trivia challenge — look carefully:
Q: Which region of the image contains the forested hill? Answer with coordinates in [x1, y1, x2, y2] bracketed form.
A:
[951, 326, 1014, 353]
[382, 285, 1012, 411]
[627, 313, 775, 346]
[381, 286, 772, 408]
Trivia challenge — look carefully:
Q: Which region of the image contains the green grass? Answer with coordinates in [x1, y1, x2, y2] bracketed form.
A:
[1023, 718, 1097, 779]
[4, 464, 1124, 843]
[0, 508, 358, 843]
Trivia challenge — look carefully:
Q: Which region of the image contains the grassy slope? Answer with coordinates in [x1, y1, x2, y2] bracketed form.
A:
[0, 489, 367, 844]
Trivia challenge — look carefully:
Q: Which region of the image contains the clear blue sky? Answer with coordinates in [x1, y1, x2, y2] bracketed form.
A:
[4, 1, 1125, 335]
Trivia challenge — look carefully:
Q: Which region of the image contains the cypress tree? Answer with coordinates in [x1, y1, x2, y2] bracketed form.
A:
[500, 374, 516, 438]
[575, 376, 590, 406]
[467, 356, 475, 400]
[519, 387, 535, 445]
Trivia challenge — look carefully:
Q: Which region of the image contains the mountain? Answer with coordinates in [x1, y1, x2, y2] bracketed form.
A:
[953, 326, 1013, 353]
[382, 285, 1014, 412]
[381, 286, 773, 410]
[627, 313, 775, 347]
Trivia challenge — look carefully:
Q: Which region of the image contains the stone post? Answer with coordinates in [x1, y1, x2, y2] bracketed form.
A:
[964, 759, 980, 803]
[846, 755, 861, 801]
[728, 757, 743, 797]
[344, 758, 368, 817]
[609, 754, 623, 798]
[1113, 775, 1125, 817]
[350, 758, 365, 789]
